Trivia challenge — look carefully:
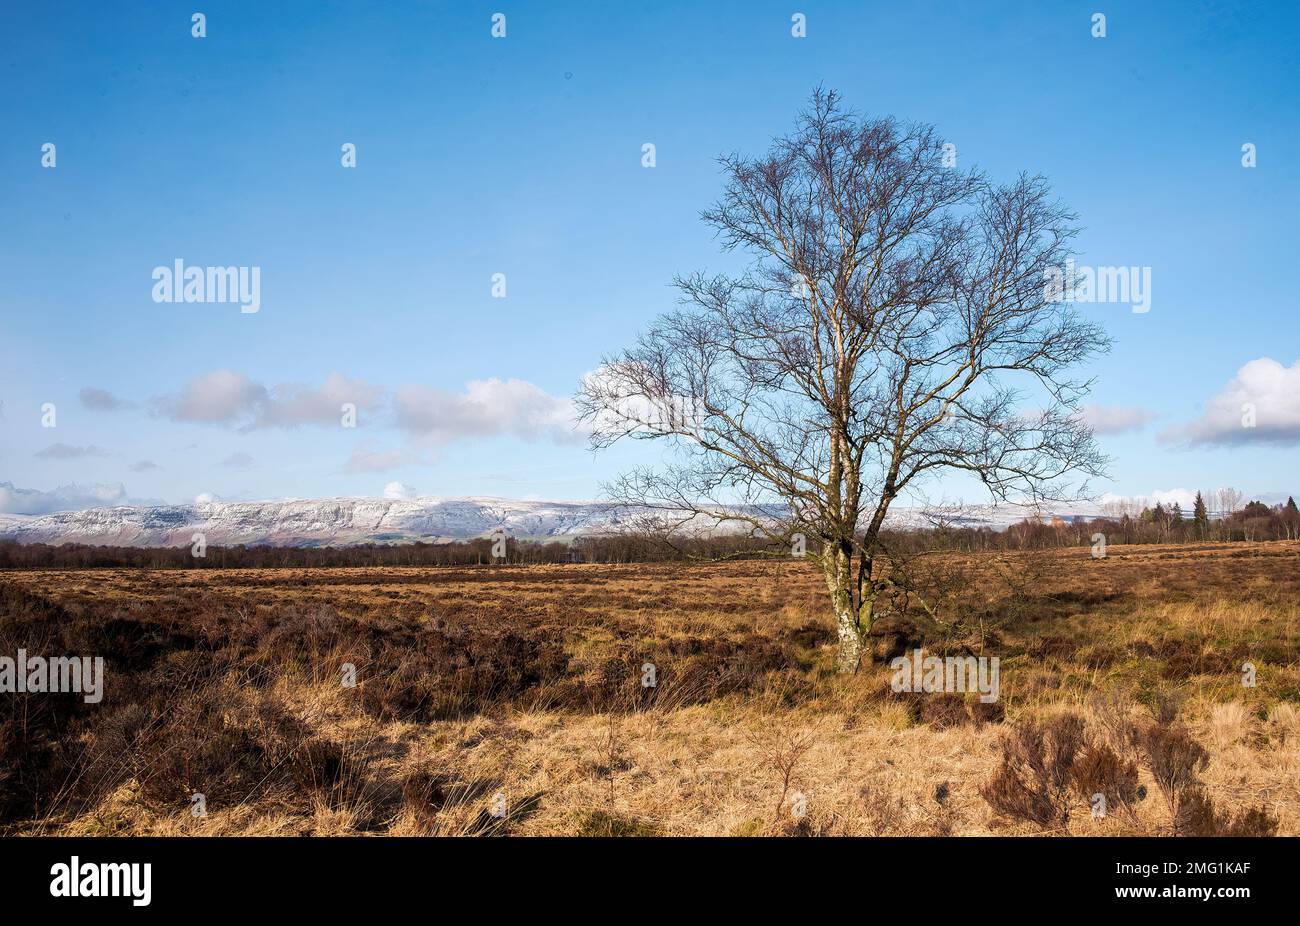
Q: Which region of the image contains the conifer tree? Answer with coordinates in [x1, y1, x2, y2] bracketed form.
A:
[1193, 491, 1210, 536]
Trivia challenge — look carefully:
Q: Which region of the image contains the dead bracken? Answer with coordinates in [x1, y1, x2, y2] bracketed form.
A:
[1, 541, 1296, 836]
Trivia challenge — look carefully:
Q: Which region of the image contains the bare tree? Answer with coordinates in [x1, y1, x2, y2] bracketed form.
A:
[1215, 486, 1243, 520]
[577, 90, 1109, 672]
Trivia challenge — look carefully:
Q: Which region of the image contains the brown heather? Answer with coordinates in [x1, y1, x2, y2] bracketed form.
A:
[1, 540, 1297, 836]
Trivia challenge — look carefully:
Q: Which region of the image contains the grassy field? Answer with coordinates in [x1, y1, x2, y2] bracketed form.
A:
[2, 541, 1297, 836]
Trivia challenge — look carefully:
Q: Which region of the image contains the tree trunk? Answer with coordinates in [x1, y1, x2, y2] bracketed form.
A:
[824, 544, 865, 673]
[834, 601, 864, 672]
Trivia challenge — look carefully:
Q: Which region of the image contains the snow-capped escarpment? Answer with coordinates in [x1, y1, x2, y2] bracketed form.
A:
[0, 496, 1102, 548]
[0, 497, 651, 548]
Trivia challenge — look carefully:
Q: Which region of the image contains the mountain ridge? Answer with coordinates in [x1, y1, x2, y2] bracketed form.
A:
[0, 496, 1101, 548]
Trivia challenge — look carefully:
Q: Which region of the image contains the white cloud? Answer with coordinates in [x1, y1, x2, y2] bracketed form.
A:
[35, 443, 109, 460]
[394, 378, 580, 445]
[154, 369, 267, 424]
[1161, 358, 1300, 447]
[383, 481, 419, 500]
[221, 452, 255, 468]
[79, 387, 135, 411]
[0, 481, 127, 515]
[153, 370, 382, 430]
[1082, 404, 1159, 435]
[149, 371, 577, 446]
[255, 372, 384, 429]
[1147, 488, 1198, 509]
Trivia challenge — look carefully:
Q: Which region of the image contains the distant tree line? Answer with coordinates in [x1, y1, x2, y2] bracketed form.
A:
[996, 494, 1300, 550]
[0, 534, 778, 569]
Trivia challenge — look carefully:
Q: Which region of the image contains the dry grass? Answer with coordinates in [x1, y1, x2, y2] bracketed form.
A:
[2, 541, 1297, 836]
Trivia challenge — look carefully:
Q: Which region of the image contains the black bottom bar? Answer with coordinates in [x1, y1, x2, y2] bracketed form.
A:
[0, 835, 1285, 912]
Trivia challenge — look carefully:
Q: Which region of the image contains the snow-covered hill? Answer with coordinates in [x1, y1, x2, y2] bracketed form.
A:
[0, 496, 1100, 548]
[0, 497, 638, 547]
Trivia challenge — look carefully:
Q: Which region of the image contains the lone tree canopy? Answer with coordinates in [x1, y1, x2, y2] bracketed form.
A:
[577, 90, 1109, 672]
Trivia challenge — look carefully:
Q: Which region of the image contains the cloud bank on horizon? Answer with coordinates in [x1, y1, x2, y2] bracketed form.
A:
[2, 357, 1298, 515]
[0, 481, 159, 516]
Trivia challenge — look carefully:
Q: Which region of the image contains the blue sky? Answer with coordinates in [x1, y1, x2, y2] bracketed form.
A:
[1, 0, 1297, 514]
